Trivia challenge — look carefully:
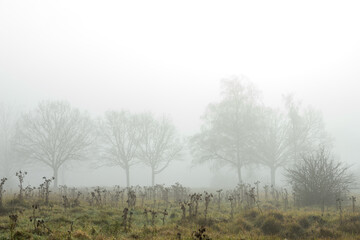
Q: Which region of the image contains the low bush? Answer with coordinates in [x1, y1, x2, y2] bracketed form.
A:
[261, 216, 282, 235]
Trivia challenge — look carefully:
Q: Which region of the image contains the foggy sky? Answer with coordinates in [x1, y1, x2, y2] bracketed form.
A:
[1, 0, 360, 187]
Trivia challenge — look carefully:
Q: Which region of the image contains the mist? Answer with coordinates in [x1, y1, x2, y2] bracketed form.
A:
[1, 0, 360, 189]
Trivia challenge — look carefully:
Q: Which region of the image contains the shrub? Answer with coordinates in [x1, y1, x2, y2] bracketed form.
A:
[340, 221, 360, 234]
[13, 231, 32, 239]
[270, 211, 284, 222]
[284, 223, 305, 239]
[298, 216, 310, 229]
[244, 209, 258, 220]
[261, 216, 282, 235]
[319, 228, 339, 238]
[339, 214, 360, 234]
[233, 218, 252, 233]
[308, 215, 326, 226]
[285, 147, 354, 207]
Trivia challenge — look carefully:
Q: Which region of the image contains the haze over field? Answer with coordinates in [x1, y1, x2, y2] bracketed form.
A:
[1, 0, 360, 188]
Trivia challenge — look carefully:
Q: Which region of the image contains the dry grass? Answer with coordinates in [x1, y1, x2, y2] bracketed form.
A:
[0, 191, 359, 240]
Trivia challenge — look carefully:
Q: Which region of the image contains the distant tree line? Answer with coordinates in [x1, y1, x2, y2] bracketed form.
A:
[0, 102, 183, 188]
[0, 76, 333, 188]
[190, 76, 331, 186]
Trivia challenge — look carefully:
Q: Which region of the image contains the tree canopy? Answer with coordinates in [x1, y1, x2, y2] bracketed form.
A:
[190, 77, 263, 183]
[15, 101, 95, 187]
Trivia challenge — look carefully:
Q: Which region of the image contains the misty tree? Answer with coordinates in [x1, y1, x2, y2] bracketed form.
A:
[285, 146, 354, 208]
[138, 114, 183, 186]
[15, 101, 95, 187]
[100, 111, 141, 188]
[256, 108, 291, 186]
[0, 103, 19, 178]
[283, 94, 331, 163]
[190, 77, 262, 183]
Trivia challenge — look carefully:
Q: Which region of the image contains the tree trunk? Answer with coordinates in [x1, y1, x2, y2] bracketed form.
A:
[151, 167, 155, 186]
[237, 165, 242, 184]
[125, 166, 130, 188]
[270, 166, 276, 187]
[61, 167, 65, 185]
[53, 167, 59, 188]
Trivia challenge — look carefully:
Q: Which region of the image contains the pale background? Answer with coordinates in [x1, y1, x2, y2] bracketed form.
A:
[1, 0, 359, 188]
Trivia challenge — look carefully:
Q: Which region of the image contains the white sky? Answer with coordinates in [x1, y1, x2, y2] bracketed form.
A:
[1, 0, 360, 187]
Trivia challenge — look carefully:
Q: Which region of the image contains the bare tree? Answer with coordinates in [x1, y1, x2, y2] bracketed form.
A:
[255, 96, 331, 186]
[190, 77, 263, 183]
[283, 94, 331, 163]
[285, 147, 354, 208]
[0, 103, 19, 178]
[15, 101, 95, 187]
[256, 108, 291, 186]
[100, 111, 141, 188]
[138, 114, 183, 186]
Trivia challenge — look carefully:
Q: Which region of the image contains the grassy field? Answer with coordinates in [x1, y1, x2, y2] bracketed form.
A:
[0, 189, 359, 240]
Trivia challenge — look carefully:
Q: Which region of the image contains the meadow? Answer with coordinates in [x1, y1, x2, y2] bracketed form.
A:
[1, 179, 360, 240]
